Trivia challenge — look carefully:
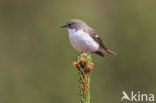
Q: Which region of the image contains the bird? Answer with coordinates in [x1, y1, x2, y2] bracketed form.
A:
[61, 19, 116, 57]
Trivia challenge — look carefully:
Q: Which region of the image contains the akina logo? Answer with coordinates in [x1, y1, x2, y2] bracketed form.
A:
[121, 91, 154, 102]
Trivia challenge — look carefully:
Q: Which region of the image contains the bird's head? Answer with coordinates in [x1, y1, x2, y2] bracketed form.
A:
[61, 19, 88, 31]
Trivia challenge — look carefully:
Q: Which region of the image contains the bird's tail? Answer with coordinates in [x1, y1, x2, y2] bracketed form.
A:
[101, 47, 116, 55]
[105, 49, 116, 55]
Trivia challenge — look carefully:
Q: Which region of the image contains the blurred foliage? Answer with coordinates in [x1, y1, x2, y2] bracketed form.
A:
[0, 0, 156, 103]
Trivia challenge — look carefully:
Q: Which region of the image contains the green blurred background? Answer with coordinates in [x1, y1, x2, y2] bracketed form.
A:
[0, 0, 156, 103]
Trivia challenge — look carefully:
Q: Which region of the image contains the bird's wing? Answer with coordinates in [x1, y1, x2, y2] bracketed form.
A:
[85, 28, 116, 55]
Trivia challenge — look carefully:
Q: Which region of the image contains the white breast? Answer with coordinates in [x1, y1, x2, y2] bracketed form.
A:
[67, 29, 99, 55]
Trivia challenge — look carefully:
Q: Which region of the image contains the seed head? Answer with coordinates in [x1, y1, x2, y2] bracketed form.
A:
[87, 64, 93, 70]
[80, 57, 86, 64]
[74, 61, 79, 68]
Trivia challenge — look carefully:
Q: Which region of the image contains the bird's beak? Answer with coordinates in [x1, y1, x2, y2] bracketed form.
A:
[61, 24, 67, 28]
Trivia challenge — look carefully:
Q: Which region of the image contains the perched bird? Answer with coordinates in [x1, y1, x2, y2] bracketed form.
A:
[61, 19, 116, 57]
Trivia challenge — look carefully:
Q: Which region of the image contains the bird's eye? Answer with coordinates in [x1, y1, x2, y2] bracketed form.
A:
[68, 24, 72, 27]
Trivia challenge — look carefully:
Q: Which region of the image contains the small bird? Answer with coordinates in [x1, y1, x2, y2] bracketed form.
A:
[61, 19, 116, 57]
